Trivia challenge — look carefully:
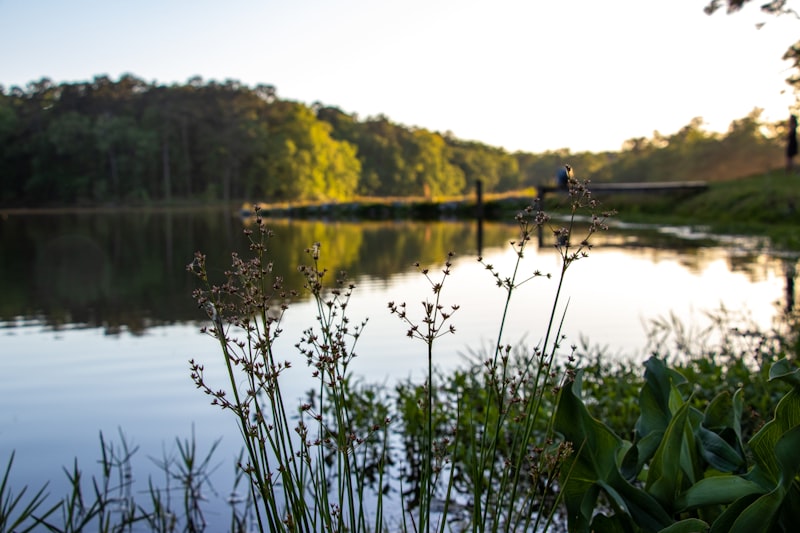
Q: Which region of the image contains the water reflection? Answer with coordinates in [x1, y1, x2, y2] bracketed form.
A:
[1, 210, 796, 532]
[0, 211, 518, 333]
[0, 210, 796, 333]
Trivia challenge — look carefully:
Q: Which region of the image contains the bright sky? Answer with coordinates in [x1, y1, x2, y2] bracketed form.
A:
[1, 0, 798, 153]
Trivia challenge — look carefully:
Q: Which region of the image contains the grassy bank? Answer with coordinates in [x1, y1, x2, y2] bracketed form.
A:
[240, 170, 800, 247]
[239, 187, 540, 221]
[586, 170, 800, 248]
[6, 171, 798, 250]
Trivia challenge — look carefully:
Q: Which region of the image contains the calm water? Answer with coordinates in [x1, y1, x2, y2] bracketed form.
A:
[0, 210, 795, 529]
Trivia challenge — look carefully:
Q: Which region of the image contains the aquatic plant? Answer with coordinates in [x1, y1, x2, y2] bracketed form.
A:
[555, 355, 800, 533]
[0, 429, 224, 533]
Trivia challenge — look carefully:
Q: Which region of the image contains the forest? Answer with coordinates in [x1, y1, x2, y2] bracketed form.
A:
[0, 74, 787, 207]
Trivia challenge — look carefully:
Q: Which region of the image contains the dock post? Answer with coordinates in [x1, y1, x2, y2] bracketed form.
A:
[476, 180, 484, 255]
[536, 185, 545, 246]
[475, 180, 484, 219]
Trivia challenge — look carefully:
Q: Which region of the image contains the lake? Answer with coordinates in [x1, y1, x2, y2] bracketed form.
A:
[0, 208, 794, 529]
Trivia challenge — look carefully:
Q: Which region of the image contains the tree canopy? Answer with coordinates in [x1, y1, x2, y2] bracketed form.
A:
[704, 0, 797, 17]
[0, 75, 787, 207]
[705, 0, 800, 87]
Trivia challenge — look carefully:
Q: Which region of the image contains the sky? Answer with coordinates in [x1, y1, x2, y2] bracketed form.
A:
[1, 0, 798, 154]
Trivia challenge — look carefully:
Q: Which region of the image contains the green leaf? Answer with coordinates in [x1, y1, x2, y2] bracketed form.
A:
[600, 473, 674, 533]
[703, 390, 735, 431]
[696, 426, 746, 473]
[621, 430, 663, 481]
[709, 364, 800, 532]
[556, 373, 623, 479]
[556, 372, 624, 531]
[682, 407, 703, 485]
[676, 475, 765, 511]
[774, 424, 800, 490]
[646, 401, 691, 509]
[778, 486, 800, 526]
[722, 424, 800, 532]
[631, 357, 690, 479]
[556, 371, 672, 532]
[768, 358, 800, 388]
[731, 388, 744, 443]
[658, 518, 708, 533]
[727, 490, 782, 533]
[636, 358, 679, 438]
[590, 512, 634, 533]
[700, 388, 747, 472]
[708, 493, 760, 533]
[748, 387, 800, 483]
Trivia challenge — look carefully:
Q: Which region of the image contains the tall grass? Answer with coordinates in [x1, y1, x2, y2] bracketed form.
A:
[0, 452, 58, 533]
[0, 429, 224, 533]
[188, 226, 391, 532]
[389, 177, 616, 532]
[472, 178, 612, 532]
[185, 172, 615, 531]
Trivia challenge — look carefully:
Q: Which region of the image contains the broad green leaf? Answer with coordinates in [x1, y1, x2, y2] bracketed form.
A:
[597, 474, 672, 531]
[600, 472, 673, 533]
[658, 518, 708, 533]
[696, 426, 745, 473]
[556, 371, 672, 532]
[556, 372, 624, 531]
[667, 380, 686, 415]
[555, 373, 622, 478]
[681, 407, 702, 485]
[727, 490, 781, 533]
[646, 402, 691, 509]
[714, 366, 800, 531]
[675, 475, 765, 511]
[596, 480, 632, 517]
[774, 424, 800, 490]
[590, 512, 634, 533]
[632, 358, 690, 479]
[636, 358, 678, 438]
[731, 388, 744, 444]
[708, 493, 760, 533]
[768, 358, 800, 388]
[621, 430, 663, 481]
[724, 425, 800, 532]
[748, 387, 800, 482]
[703, 390, 735, 431]
[778, 486, 800, 526]
[575, 484, 602, 532]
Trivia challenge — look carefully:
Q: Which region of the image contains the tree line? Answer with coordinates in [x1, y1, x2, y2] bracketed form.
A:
[0, 75, 787, 207]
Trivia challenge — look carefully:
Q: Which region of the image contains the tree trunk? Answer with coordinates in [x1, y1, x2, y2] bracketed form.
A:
[181, 118, 192, 197]
[107, 148, 119, 199]
[162, 133, 171, 202]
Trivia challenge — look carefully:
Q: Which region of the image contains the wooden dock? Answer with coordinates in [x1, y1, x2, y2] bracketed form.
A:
[536, 180, 708, 206]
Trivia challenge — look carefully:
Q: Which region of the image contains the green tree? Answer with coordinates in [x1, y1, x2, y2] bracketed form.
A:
[0, 73, 787, 209]
[447, 139, 520, 192]
[406, 128, 465, 197]
[605, 113, 782, 184]
[94, 113, 158, 201]
[0, 89, 22, 203]
[264, 103, 361, 201]
[354, 115, 415, 196]
[46, 111, 96, 201]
